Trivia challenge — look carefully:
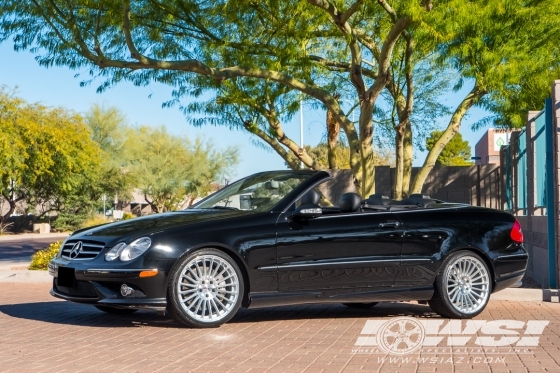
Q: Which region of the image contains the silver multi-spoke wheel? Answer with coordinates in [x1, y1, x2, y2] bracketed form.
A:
[168, 249, 244, 328]
[429, 251, 492, 318]
[177, 254, 240, 323]
[444, 255, 490, 314]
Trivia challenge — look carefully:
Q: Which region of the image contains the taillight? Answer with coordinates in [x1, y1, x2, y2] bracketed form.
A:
[510, 220, 523, 243]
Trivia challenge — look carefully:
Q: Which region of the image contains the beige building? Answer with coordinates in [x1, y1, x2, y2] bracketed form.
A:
[474, 128, 510, 165]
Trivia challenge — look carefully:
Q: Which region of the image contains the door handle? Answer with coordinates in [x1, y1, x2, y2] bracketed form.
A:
[379, 221, 400, 228]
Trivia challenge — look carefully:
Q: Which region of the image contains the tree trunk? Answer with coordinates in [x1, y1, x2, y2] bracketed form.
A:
[410, 83, 485, 193]
[326, 103, 340, 170]
[402, 119, 413, 197]
[357, 102, 376, 198]
[393, 125, 404, 199]
[1, 193, 23, 225]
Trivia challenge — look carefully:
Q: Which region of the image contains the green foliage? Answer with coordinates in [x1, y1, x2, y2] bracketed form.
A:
[426, 131, 473, 166]
[122, 125, 238, 212]
[286, 143, 393, 170]
[122, 212, 135, 220]
[84, 104, 134, 207]
[1, 0, 558, 194]
[80, 215, 109, 229]
[52, 211, 89, 232]
[0, 87, 103, 222]
[29, 241, 61, 270]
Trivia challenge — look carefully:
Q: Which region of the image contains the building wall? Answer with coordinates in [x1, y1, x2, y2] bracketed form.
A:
[326, 165, 499, 205]
[474, 128, 510, 165]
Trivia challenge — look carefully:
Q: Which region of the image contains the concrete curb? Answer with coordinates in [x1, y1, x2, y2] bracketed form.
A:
[0, 270, 51, 283]
[490, 288, 545, 302]
[0, 257, 51, 283]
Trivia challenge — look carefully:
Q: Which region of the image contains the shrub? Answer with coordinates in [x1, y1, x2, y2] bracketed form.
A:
[0, 221, 14, 235]
[52, 211, 88, 232]
[80, 215, 110, 228]
[29, 241, 61, 270]
[122, 212, 135, 220]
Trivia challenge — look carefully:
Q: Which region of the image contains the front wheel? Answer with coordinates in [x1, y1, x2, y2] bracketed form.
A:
[429, 251, 491, 318]
[167, 248, 244, 328]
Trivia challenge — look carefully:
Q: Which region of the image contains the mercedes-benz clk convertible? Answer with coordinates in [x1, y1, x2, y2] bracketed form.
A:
[48, 170, 527, 328]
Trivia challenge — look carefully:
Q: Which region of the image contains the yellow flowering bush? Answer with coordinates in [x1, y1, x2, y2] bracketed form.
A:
[29, 241, 61, 270]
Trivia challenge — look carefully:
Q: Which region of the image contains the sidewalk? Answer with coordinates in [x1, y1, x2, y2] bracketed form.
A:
[0, 256, 51, 283]
[0, 282, 559, 373]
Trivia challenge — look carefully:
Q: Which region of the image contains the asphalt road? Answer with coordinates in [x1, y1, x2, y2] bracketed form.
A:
[0, 234, 69, 260]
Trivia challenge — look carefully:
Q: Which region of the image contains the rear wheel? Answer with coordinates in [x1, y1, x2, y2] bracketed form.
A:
[94, 305, 138, 314]
[167, 248, 244, 328]
[429, 251, 491, 318]
[342, 302, 378, 309]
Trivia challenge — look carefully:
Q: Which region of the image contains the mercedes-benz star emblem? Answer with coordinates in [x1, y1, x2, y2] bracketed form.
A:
[69, 241, 83, 259]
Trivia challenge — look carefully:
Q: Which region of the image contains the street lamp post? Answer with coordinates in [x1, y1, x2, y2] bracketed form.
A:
[299, 98, 304, 169]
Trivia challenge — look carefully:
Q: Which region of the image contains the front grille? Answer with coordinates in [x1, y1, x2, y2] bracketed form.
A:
[61, 239, 106, 260]
[54, 279, 99, 298]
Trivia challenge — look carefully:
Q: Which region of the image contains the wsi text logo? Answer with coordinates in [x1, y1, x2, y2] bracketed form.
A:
[354, 317, 549, 355]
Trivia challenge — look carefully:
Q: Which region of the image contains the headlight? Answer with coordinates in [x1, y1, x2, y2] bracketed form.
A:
[105, 237, 151, 262]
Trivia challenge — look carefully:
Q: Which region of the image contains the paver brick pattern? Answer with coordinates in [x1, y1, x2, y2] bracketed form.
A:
[0, 283, 559, 373]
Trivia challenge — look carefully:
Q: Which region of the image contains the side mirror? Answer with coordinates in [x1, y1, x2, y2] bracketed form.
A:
[291, 204, 322, 220]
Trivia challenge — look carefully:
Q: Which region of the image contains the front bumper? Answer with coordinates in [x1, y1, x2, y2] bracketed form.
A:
[48, 257, 173, 310]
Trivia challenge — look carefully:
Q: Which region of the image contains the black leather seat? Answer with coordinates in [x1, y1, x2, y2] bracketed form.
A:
[338, 192, 362, 213]
[300, 190, 321, 205]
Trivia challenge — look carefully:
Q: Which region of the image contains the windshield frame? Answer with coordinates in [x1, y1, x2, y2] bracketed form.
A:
[188, 170, 331, 213]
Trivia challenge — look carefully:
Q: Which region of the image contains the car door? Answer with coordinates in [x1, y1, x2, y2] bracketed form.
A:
[392, 208, 451, 287]
[275, 209, 403, 294]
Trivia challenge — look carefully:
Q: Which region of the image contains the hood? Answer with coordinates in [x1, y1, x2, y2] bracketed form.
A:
[71, 209, 252, 240]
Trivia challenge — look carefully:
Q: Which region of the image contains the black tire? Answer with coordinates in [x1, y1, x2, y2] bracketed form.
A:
[94, 305, 138, 314]
[167, 248, 244, 328]
[429, 250, 492, 319]
[342, 302, 378, 309]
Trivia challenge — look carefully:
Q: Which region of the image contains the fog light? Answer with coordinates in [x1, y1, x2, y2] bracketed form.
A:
[121, 284, 134, 297]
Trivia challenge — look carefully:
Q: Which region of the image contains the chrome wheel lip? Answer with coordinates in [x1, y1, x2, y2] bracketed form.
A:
[444, 255, 490, 315]
[176, 254, 239, 323]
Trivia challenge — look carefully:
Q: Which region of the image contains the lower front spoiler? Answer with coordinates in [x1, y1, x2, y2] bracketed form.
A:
[50, 287, 167, 311]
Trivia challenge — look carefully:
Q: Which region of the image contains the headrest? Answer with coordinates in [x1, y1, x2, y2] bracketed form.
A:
[339, 192, 362, 213]
[398, 193, 435, 207]
[300, 190, 321, 206]
[364, 193, 391, 205]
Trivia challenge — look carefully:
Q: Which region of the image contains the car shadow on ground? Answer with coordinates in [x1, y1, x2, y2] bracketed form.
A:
[0, 301, 442, 329]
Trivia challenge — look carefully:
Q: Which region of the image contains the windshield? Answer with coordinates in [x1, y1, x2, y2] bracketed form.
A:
[190, 171, 315, 212]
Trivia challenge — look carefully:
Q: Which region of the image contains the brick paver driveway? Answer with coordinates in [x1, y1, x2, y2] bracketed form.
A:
[1, 282, 559, 373]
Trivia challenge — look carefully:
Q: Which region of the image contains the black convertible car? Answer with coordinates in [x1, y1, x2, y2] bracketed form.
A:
[48, 170, 527, 328]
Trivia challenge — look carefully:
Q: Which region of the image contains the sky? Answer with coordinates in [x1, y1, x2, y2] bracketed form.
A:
[0, 42, 490, 181]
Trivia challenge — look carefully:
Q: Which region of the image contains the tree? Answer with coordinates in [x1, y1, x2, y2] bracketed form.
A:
[1, 0, 558, 198]
[0, 87, 102, 223]
[286, 142, 393, 170]
[122, 126, 238, 212]
[84, 104, 134, 204]
[425, 130, 472, 166]
[409, 0, 560, 193]
[0, 0, 420, 197]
